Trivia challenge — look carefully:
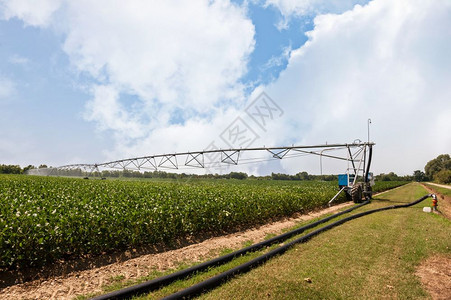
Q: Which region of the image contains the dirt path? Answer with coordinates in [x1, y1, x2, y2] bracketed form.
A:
[426, 182, 451, 190]
[0, 202, 353, 300]
[416, 255, 451, 300]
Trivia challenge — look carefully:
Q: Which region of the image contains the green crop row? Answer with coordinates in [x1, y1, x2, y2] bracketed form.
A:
[0, 175, 345, 269]
[0, 175, 407, 270]
[372, 181, 408, 193]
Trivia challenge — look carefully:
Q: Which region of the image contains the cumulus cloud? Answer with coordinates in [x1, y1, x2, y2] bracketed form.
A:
[265, 0, 367, 17]
[0, 0, 61, 27]
[0, 76, 15, 100]
[265, 0, 368, 29]
[83, 85, 145, 139]
[2, 0, 450, 176]
[8, 54, 30, 65]
[1, 0, 256, 158]
[264, 0, 451, 174]
[62, 1, 254, 108]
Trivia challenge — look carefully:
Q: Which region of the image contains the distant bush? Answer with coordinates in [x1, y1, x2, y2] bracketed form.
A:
[425, 154, 450, 180]
[434, 169, 451, 184]
[0, 164, 22, 174]
[229, 172, 248, 180]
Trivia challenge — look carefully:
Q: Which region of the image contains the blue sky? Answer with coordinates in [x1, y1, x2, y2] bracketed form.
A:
[1, 0, 450, 176]
[239, 2, 310, 85]
[0, 18, 107, 162]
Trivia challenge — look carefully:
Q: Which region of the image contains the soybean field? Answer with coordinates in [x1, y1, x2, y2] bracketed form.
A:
[0, 175, 406, 270]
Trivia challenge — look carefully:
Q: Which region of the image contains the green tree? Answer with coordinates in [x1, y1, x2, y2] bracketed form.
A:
[229, 172, 248, 180]
[434, 169, 451, 184]
[0, 164, 22, 174]
[23, 165, 36, 173]
[376, 172, 400, 181]
[296, 171, 310, 180]
[424, 154, 451, 180]
[413, 170, 426, 182]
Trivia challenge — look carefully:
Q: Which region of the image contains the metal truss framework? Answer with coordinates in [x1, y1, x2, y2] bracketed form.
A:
[47, 142, 374, 176]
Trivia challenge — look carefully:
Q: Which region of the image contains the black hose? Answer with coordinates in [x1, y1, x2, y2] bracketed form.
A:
[162, 194, 431, 300]
[364, 145, 373, 183]
[91, 201, 369, 300]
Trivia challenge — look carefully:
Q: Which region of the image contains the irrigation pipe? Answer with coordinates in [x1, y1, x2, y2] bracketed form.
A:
[91, 201, 369, 300]
[162, 194, 433, 300]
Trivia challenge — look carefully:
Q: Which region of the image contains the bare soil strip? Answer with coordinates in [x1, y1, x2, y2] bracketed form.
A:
[416, 255, 451, 300]
[0, 202, 353, 300]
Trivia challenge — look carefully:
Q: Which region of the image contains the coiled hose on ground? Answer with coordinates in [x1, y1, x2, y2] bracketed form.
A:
[92, 194, 432, 300]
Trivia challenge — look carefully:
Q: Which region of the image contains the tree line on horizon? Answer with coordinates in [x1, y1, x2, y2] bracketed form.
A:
[0, 165, 422, 182]
[412, 154, 451, 184]
[1, 154, 449, 184]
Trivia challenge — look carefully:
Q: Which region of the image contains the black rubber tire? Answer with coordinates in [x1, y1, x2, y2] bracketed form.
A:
[345, 191, 352, 202]
[351, 183, 363, 203]
[365, 186, 373, 200]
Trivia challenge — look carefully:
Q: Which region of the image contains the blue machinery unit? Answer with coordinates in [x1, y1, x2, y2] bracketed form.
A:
[337, 172, 374, 203]
[335, 143, 374, 203]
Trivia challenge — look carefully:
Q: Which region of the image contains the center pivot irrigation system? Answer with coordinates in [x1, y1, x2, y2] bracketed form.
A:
[28, 141, 375, 203]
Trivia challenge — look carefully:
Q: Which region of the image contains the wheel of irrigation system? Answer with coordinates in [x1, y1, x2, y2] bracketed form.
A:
[365, 186, 373, 200]
[351, 183, 363, 203]
[345, 191, 352, 202]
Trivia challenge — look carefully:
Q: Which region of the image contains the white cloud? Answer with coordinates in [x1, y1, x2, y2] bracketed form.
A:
[2, 0, 256, 161]
[3, 0, 450, 177]
[266, 0, 367, 17]
[262, 0, 451, 175]
[0, 0, 61, 27]
[0, 76, 15, 100]
[261, 45, 292, 71]
[61, 1, 254, 108]
[2, 1, 255, 110]
[9, 54, 30, 65]
[83, 85, 145, 139]
[265, 0, 368, 29]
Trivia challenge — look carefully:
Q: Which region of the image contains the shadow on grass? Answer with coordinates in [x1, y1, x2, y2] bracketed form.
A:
[372, 198, 393, 202]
